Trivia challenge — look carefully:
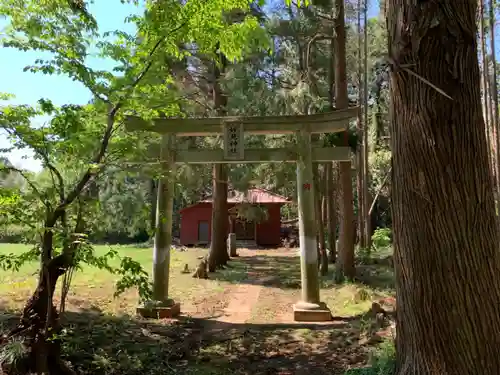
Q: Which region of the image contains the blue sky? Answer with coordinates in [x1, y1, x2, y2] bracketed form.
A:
[0, 0, 380, 171]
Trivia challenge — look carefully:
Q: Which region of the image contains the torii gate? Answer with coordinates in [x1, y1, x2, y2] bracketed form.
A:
[125, 107, 358, 322]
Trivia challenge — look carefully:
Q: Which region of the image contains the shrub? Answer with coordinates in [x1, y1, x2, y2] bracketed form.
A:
[371, 228, 392, 250]
[344, 340, 395, 375]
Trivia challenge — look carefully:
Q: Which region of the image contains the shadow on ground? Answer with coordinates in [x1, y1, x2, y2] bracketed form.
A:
[213, 253, 395, 291]
[0, 306, 393, 375]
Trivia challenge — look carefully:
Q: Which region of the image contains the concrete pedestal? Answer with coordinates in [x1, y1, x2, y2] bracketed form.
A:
[136, 300, 181, 319]
[293, 301, 332, 322]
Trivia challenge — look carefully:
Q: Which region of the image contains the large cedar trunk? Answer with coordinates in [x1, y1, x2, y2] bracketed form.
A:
[356, 0, 366, 250]
[207, 41, 229, 273]
[334, 0, 355, 280]
[208, 164, 229, 272]
[388, 1, 500, 373]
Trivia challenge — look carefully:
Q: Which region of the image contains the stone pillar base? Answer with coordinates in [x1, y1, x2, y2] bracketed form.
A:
[136, 301, 181, 319]
[293, 301, 332, 322]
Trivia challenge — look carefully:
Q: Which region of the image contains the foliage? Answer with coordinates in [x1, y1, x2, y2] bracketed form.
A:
[0, 0, 395, 254]
[0, 0, 272, 294]
[0, 0, 392, 246]
[0, 0, 401, 372]
[371, 227, 391, 250]
[344, 340, 396, 375]
[114, 256, 153, 302]
[233, 203, 269, 223]
[0, 337, 28, 371]
[356, 227, 392, 262]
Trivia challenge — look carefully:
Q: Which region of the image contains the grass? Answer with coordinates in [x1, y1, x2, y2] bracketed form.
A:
[0, 243, 228, 315]
[0, 243, 396, 375]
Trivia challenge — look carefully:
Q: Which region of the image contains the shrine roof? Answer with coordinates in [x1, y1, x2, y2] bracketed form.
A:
[201, 187, 290, 204]
[180, 188, 290, 212]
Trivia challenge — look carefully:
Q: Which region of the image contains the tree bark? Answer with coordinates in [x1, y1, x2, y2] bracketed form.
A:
[5, 252, 73, 375]
[321, 194, 327, 226]
[208, 163, 229, 272]
[356, 0, 366, 249]
[362, 0, 371, 250]
[325, 162, 337, 263]
[314, 164, 328, 275]
[208, 42, 229, 272]
[326, 0, 337, 265]
[355, 154, 364, 246]
[150, 179, 158, 233]
[334, 0, 356, 281]
[388, 1, 500, 373]
[489, 0, 500, 199]
[487, 58, 498, 184]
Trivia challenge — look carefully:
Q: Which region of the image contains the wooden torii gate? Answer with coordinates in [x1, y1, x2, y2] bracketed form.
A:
[125, 107, 358, 322]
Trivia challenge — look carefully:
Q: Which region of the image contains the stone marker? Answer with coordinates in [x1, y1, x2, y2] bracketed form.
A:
[228, 233, 237, 257]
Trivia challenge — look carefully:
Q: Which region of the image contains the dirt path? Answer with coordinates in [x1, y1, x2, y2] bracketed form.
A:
[184, 248, 391, 375]
[215, 283, 262, 323]
[204, 249, 268, 325]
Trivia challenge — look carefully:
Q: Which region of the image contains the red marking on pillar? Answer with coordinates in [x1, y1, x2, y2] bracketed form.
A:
[303, 183, 311, 190]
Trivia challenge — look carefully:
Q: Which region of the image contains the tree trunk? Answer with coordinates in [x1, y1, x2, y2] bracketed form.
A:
[5, 252, 73, 375]
[314, 164, 328, 275]
[208, 163, 229, 272]
[321, 194, 327, 226]
[150, 179, 157, 233]
[334, 0, 355, 281]
[479, 1, 491, 169]
[362, 0, 371, 250]
[325, 162, 337, 263]
[208, 42, 229, 272]
[489, 0, 500, 199]
[487, 59, 498, 185]
[326, 0, 337, 266]
[388, 1, 500, 373]
[355, 154, 364, 246]
[356, 0, 366, 249]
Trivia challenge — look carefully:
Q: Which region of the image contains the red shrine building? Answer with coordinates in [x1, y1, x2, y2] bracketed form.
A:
[179, 188, 290, 247]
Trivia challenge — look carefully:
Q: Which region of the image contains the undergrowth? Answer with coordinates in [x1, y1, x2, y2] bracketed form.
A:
[345, 340, 396, 375]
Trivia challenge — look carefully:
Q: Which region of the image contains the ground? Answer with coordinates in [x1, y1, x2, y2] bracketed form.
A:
[0, 243, 396, 375]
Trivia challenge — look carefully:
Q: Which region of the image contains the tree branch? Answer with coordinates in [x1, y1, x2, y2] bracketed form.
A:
[369, 167, 392, 216]
[110, 20, 189, 116]
[39, 129, 66, 201]
[3, 126, 66, 200]
[50, 21, 188, 224]
[45, 162, 65, 201]
[0, 165, 49, 206]
[54, 107, 116, 221]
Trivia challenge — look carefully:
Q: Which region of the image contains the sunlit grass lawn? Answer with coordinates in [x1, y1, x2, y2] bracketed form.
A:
[0, 243, 228, 315]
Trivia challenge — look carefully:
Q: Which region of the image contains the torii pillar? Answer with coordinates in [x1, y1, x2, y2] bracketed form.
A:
[136, 134, 181, 319]
[293, 130, 332, 321]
